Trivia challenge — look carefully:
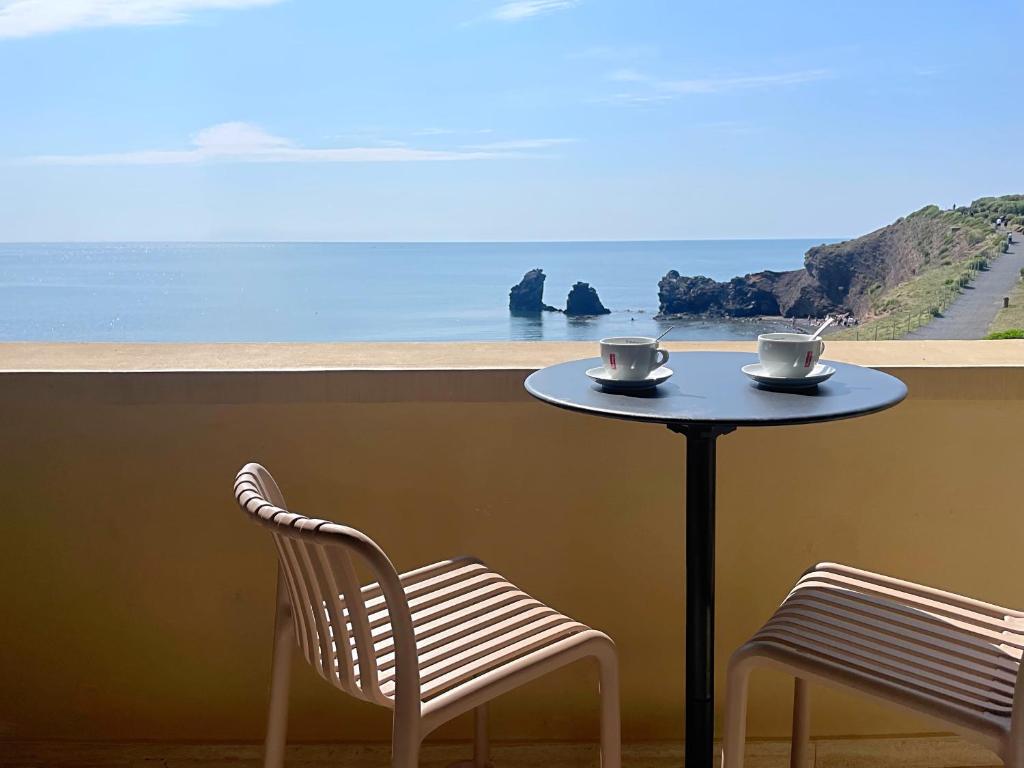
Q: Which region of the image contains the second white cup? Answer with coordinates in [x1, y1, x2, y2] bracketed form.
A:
[757, 332, 824, 378]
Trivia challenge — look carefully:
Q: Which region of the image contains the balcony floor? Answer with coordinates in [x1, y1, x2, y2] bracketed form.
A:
[0, 736, 1001, 768]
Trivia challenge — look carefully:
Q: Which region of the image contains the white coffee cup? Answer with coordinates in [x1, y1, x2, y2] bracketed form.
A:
[757, 333, 825, 378]
[599, 336, 670, 381]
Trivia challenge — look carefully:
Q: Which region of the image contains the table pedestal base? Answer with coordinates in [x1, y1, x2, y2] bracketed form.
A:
[669, 424, 735, 768]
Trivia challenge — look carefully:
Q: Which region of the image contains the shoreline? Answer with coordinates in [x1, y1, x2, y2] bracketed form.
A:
[652, 312, 825, 334]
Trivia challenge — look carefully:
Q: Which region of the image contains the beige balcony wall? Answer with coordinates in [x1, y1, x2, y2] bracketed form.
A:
[0, 342, 1022, 744]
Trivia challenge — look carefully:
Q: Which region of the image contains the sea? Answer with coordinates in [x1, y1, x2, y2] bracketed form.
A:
[0, 240, 838, 342]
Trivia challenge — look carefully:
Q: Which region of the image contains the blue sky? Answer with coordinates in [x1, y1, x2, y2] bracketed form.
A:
[0, 0, 1021, 241]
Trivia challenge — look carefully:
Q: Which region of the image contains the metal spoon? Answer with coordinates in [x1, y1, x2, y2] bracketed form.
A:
[655, 325, 675, 343]
[810, 316, 834, 338]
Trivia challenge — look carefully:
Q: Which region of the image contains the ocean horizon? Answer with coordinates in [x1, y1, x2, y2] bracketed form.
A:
[0, 239, 840, 342]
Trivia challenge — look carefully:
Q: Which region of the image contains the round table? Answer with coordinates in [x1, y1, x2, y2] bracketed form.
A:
[524, 351, 907, 768]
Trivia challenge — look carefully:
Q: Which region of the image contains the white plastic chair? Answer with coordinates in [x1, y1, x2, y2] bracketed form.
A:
[723, 562, 1024, 768]
[234, 463, 620, 768]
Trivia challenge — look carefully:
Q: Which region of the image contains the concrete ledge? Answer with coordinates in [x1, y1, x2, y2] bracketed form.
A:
[1, 340, 1022, 372]
[0, 348, 1022, 405]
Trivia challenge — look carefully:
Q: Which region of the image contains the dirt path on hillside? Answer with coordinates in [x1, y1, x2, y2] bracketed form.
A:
[905, 231, 1022, 339]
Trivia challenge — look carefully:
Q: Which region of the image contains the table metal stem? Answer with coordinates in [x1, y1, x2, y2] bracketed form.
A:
[669, 423, 734, 768]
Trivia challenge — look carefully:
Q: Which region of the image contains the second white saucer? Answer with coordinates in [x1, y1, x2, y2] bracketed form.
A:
[741, 362, 836, 389]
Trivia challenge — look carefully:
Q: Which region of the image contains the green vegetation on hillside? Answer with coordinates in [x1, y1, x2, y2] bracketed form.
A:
[968, 195, 1024, 229]
[830, 199, 1012, 340]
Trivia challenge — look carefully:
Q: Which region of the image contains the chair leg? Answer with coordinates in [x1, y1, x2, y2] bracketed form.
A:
[473, 704, 490, 768]
[440, 705, 490, 768]
[265, 572, 294, 768]
[597, 647, 621, 768]
[721, 655, 753, 768]
[790, 678, 811, 768]
[391, 723, 421, 768]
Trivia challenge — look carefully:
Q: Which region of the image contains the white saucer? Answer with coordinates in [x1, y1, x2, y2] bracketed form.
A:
[586, 365, 674, 392]
[741, 362, 836, 389]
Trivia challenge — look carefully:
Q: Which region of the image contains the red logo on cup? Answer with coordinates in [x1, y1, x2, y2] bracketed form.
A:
[804, 351, 813, 368]
[609, 353, 617, 369]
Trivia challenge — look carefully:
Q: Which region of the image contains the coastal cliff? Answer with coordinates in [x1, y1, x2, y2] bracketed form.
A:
[801, 205, 985, 316]
[658, 201, 1006, 320]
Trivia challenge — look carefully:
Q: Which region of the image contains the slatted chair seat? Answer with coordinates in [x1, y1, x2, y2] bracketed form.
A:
[723, 563, 1024, 768]
[234, 463, 619, 768]
[339, 557, 591, 703]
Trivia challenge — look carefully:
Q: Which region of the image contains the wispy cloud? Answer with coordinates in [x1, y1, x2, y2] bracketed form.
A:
[489, 0, 579, 22]
[662, 69, 832, 94]
[0, 0, 285, 39]
[19, 122, 516, 166]
[599, 68, 833, 105]
[464, 138, 575, 150]
[326, 126, 496, 147]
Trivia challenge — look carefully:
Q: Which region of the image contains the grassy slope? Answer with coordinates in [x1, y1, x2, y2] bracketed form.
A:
[829, 205, 1005, 340]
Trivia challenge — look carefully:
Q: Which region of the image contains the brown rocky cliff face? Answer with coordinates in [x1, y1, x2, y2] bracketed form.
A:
[804, 209, 976, 315]
[658, 207, 979, 319]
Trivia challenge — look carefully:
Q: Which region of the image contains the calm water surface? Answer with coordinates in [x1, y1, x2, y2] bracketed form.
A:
[0, 240, 837, 342]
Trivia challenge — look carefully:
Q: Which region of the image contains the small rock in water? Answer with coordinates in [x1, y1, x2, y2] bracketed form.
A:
[565, 281, 611, 316]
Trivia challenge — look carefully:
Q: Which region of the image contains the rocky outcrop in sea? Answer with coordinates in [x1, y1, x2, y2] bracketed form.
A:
[509, 269, 559, 313]
[509, 270, 611, 316]
[657, 269, 833, 319]
[565, 282, 611, 316]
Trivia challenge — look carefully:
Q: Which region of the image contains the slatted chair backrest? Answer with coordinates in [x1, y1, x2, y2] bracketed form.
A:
[234, 463, 421, 721]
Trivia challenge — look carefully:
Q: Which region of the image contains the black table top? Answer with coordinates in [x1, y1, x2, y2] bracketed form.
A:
[524, 351, 906, 428]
